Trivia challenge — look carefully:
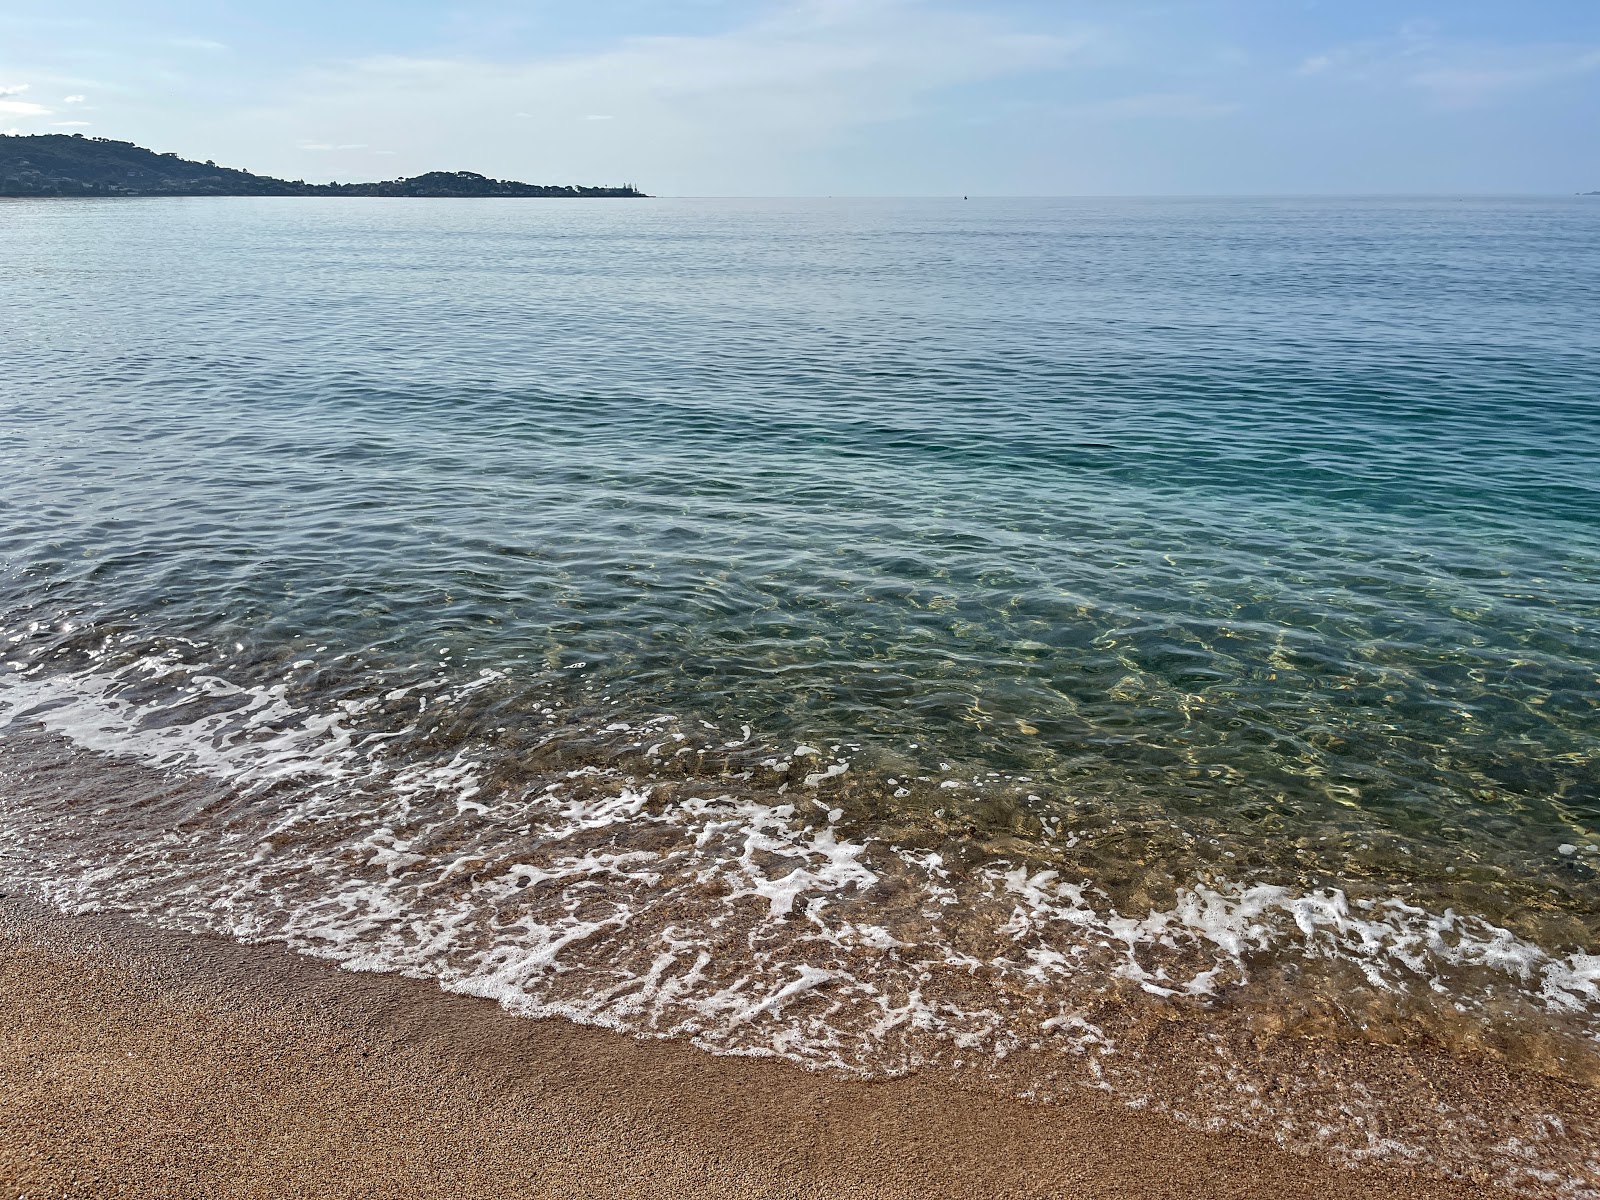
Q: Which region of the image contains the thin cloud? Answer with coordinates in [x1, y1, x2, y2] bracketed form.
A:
[1298, 28, 1600, 108]
[231, 0, 1097, 189]
[63, 94, 86, 103]
[1411, 50, 1600, 107]
[1061, 92, 1238, 120]
[0, 99, 51, 116]
[52, 120, 91, 127]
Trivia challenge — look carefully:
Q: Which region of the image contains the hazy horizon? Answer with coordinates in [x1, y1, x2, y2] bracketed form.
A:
[3, 1, 1598, 196]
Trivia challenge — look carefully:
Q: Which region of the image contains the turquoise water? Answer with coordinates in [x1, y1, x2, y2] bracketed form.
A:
[5, 196, 1597, 897]
[2, 196, 1600, 1184]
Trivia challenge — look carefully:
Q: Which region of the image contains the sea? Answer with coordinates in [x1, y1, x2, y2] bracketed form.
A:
[2, 194, 1598, 1193]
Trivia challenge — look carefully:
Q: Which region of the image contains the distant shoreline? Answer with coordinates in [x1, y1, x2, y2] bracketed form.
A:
[0, 133, 646, 199]
[0, 193, 652, 200]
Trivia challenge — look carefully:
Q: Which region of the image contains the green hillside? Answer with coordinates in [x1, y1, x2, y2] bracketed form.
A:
[0, 134, 644, 198]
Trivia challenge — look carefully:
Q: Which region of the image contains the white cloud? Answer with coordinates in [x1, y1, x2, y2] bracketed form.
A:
[0, 99, 50, 116]
[1411, 50, 1600, 107]
[1060, 92, 1237, 121]
[1298, 28, 1600, 108]
[52, 120, 91, 127]
[1296, 23, 1435, 80]
[585, 114, 614, 121]
[63, 94, 86, 104]
[0, 84, 54, 119]
[228, 0, 1096, 189]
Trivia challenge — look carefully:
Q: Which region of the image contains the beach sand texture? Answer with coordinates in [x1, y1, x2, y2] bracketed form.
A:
[0, 899, 1524, 1200]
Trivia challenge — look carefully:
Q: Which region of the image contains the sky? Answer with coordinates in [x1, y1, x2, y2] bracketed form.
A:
[2, 0, 1598, 194]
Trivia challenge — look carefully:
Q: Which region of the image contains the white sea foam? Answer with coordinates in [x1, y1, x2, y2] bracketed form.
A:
[1, 650, 1597, 1197]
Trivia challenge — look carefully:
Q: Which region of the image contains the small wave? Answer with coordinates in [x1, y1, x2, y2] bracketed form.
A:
[0, 643, 1597, 1196]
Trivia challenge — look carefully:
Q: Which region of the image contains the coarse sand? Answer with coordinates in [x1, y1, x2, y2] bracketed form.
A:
[0, 900, 1533, 1199]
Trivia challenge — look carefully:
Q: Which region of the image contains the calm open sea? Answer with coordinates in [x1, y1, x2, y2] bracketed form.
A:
[3, 195, 1598, 1190]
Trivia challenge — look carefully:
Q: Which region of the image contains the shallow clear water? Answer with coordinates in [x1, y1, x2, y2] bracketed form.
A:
[3, 195, 1599, 1190]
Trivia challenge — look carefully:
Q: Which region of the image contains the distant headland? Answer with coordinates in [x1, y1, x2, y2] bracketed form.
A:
[0, 134, 646, 198]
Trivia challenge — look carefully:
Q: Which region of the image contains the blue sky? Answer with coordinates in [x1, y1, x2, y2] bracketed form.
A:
[2, 1, 1597, 193]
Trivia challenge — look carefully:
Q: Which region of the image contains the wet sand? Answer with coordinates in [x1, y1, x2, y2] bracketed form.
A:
[0, 899, 1520, 1200]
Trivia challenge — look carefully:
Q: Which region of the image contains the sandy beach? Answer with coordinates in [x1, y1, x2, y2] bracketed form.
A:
[0, 898, 1526, 1200]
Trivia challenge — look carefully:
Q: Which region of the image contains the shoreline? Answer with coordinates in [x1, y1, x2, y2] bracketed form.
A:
[0, 898, 1522, 1199]
[0, 706, 1597, 1197]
